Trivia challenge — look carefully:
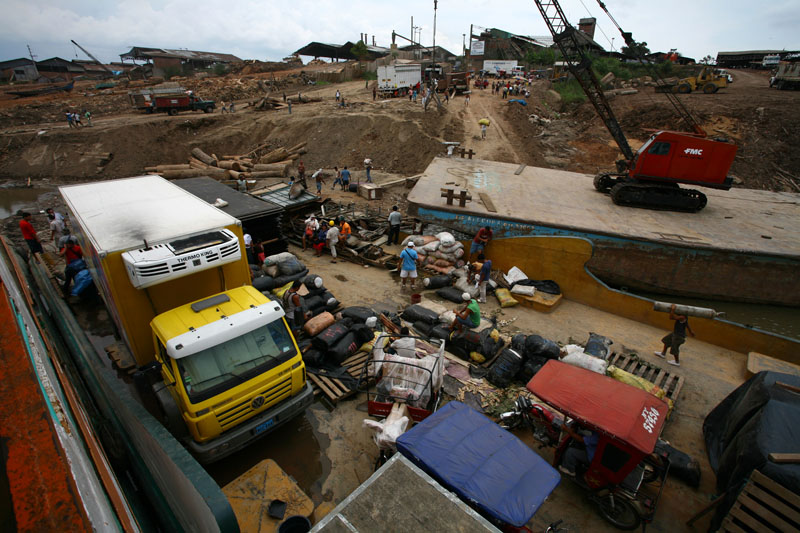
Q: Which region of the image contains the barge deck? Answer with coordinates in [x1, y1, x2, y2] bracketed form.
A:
[407, 157, 800, 306]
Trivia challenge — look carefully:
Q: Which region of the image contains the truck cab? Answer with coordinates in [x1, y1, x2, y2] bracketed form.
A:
[150, 285, 312, 463]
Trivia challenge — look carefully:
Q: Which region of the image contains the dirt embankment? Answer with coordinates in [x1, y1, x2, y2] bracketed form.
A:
[1, 67, 798, 192]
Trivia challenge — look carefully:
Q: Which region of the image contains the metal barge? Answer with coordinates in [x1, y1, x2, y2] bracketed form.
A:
[407, 157, 800, 306]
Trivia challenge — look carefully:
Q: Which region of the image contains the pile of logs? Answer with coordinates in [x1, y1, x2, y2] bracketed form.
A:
[249, 80, 323, 111]
[144, 142, 307, 181]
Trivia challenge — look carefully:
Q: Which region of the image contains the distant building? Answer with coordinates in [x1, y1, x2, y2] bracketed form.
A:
[0, 58, 38, 82]
[716, 50, 800, 69]
[120, 47, 242, 77]
[35, 57, 85, 82]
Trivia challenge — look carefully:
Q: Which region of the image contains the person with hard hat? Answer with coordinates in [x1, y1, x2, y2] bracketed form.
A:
[399, 241, 419, 289]
[326, 220, 340, 263]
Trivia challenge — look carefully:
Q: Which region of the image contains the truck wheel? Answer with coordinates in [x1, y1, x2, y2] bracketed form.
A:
[703, 83, 717, 94]
[152, 382, 188, 440]
[677, 83, 691, 94]
[204, 106, 213, 113]
[168, 108, 178, 116]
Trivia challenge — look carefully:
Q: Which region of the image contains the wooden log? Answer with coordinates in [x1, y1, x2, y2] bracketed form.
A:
[287, 142, 307, 153]
[159, 169, 225, 179]
[145, 164, 192, 172]
[189, 156, 210, 168]
[217, 160, 247, 171]
[252, 163, 288, 172]
[191, 147, 217, 167]
[247, 170, 285, 178]
[259, 148, 289, 164]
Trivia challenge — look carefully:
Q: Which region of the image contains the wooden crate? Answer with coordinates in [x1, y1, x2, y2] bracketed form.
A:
[515, 291, 562, 313]
[606, 352, 685, 402]
[722, 469, 800, 532]
[307, 351, 373, 404]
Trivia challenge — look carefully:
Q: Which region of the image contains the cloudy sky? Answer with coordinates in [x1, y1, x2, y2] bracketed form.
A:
[1, 0, 798, 65]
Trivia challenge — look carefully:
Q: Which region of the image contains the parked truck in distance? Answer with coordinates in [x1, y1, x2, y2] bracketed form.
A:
[377, 63, 422, 96]
[60, 176, 313, 463]
[129, 86, 215, 115]
[483, 60, 518, 77]
[770, 55, 800, 90]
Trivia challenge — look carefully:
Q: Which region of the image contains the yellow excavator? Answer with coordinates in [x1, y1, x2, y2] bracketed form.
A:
[658, 65, 728, 94]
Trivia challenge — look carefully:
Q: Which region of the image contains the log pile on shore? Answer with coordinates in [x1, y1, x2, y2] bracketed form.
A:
[143, 142, 307, 180]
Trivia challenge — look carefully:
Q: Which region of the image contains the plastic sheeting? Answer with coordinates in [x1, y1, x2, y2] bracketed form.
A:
[396, 401, 560, 527]
[704, 371, 800, 493]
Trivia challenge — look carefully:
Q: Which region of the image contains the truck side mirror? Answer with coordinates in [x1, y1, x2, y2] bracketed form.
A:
[133, 360, 165, 389]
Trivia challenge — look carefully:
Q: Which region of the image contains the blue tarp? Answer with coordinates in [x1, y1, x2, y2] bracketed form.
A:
[396, 401, 560, 527]
[509, 99, 527, 106]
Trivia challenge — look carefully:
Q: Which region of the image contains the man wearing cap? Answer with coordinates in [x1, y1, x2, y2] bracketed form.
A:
[326, 220, 340, 263]
[399, 242, 419, 289]
[450, 293, 481, 332]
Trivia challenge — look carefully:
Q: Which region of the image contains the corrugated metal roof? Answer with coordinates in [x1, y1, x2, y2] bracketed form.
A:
[120, 46, 241, 63]
[173, 177, 282, 221]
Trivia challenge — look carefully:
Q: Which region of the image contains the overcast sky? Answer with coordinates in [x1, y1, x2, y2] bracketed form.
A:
[2, 0, 798, 65]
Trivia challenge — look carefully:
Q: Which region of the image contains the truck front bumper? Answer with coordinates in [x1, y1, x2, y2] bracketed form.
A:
[188, 382, 314, 464]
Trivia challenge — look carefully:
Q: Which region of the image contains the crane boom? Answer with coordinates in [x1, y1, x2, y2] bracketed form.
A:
[70, 40, 114, 75]
[533, 0, 634, 160]
[593, 1, 706, 136]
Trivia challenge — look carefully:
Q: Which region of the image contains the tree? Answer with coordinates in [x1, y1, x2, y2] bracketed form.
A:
[350, 41, 370, 62]
[700, 55, 716, 65]
[526, 47, 556, 67]
[620, 41, 650, 58]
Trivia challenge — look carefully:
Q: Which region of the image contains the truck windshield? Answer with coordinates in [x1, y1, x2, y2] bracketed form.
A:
[176, 319, 296, 403]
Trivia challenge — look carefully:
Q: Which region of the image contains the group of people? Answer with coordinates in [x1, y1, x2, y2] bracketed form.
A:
[219, 101, 236, 113]
[291, 158, 373, 196]
[19, 208, 86, 296]
[65, 110, 92, 128]
[301, 214, 352, 264]
[492, 81, 530, 99]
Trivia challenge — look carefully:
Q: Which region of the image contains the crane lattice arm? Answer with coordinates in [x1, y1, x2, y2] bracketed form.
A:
[71, 40, 114, 75]
[533, 0, 635, 160]
[594, 1, 706, 136]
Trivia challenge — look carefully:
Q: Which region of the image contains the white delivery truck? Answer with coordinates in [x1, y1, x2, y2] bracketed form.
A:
[482, 60, 518, 77]
[377, 63, 422, 96]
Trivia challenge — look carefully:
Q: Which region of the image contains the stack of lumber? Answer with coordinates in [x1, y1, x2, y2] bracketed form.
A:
[144, 142, 307, 180]
[249, 80, 323, 110]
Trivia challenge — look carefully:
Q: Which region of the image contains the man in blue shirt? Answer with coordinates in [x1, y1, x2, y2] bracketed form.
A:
[340, 166, 351, 191]
[399, 242, 419, 289]
[559, 423, 599, 477]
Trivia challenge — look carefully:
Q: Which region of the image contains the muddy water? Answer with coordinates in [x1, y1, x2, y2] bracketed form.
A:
[0, 184, 54, 219]
[630, 290, 800, 340]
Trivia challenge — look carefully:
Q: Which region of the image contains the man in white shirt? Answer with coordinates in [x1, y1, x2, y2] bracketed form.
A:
[326, 221, 340, 263]
[387, 206, 402, 245]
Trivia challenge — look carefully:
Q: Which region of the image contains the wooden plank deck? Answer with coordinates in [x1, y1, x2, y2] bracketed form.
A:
[722, 470, 800, 533]
[607, 352, 685, 402]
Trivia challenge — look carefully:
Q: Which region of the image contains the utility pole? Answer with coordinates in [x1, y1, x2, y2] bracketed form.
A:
[432, 0, 438, 64]
[463, 34, 466, 57]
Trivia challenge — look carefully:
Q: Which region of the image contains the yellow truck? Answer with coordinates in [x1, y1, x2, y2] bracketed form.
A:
[60, 176, 313, 463]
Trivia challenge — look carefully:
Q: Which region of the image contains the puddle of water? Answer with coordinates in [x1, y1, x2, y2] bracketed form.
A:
[0, 185, 54, 219]
[204, 405, 328, 505]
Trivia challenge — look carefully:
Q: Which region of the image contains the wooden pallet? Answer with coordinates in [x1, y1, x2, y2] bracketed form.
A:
[307, 351, 372, 404]
[722, 469, 800, 532]
[104, 343, 138, 374]
[606, 352, 685, 402]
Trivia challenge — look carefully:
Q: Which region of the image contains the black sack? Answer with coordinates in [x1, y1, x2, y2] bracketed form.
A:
[584, 332, 613, 360]
[341, 306, 377, 323]
[253, 276, 276, 291]
[350, 323, 375, 345]
[413, 321, 433, 337]
[303, 349, 325, 368]
[430, 326, 451, 341]
[436, 286, 465, 303]
[401, 304, 439, 325]
[511, 334, 527, 353]
[479, 328, 504, 359]
[524, 335, 561, 360]
[328, 332, 359, 365]
[312, 320, 351, 351]
[516, 356, 548, 385]
[423, 275, 453, 290]
[486, 348, 524, 388]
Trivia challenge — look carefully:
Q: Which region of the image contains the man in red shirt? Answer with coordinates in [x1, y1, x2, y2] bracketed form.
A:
[59, 240, 84, 295]
[19, 212, 43, 257]
[469, 226, 493, 261]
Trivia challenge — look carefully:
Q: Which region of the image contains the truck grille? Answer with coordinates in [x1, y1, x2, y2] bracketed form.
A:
[219, 241, 239, 258]
[215, 376, 293, 430]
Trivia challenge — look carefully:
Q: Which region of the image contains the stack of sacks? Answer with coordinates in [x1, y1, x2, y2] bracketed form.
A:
[300, 274, 339, 316]
[513, 333, 563, 384]
[303, 316, 377, 368]
[401, 232, 466, 274]
[253, 252, 309, 292]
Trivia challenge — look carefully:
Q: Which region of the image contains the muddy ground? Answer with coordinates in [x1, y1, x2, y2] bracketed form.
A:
[0, 64, 797, 531]
[1, 66, 798, 193]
